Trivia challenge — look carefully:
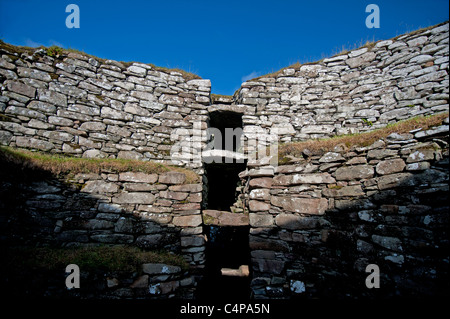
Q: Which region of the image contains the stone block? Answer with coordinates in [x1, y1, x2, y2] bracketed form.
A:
[346, 157, 367, 165]
[249, 236, 289, 252]
[98, 202, 123, 213]
[406, 162, 431, 171]
[253, 258, 285, 275]
[79, 121, 106, 131]
[187, 79, 211, 87]
[68, 104, 100, 116]
[112, 192, 156, 204]
[248, 167, 275, 177]
[168, 184, 202, 192]
[407, 36, 428, 47]
[273, 172, 335, 185]
[249, 177, 273, 188]
[119, 172, 158, 184]
[114, 217, 135, 233]
[173, 203, 201, 210]
[130, 275, 149, 289]
[249, 200, 271, 212]
[181, 235, 205, 247]
[159, 94, 184, 106]
[44, 130, 73, 142]
[187, 193, 202, 203]
[375, 159, 406, 175]
[275, 164, 309, 174]
[38, 90, 67, 106]
[6, 80, 36, 98]
[270, 123, 295, 135]
[345, 52, 377, 68]
[293, 173, 336, 184]
[319, 152, 345, 163]
[127, 65, 147, 77]
[367, 149, 398, 159]
[159, 281, 180, 294]
[335, 165, 374, 181]
[101, 106, 133, 120]
[271, 196, 328, 215]
[6, 106, 47, 120]
[117, 151, 144, 160]
[249, 213, 274, 227]
[159, 190, 188, 201]
[406, 149, 435, 163]
[15, 136, 55, 151]
[0, 130, 12, 145]
[17, 67, 52, 81]
[371, 235, 403, 252]
[203, 210, 249, 226]
[48, 116, 74, 126]
[376, 172, 415, 190]
[172, 215, 202, 227]
[159, 172, 186, 184]
[322, 185, 365, 198]
[336, 194, 378, 209]
[82, 180, 119, 194]
[275, 213, 320, 229]
[82, 149, 108, 158]
[249, 188, 271, 201]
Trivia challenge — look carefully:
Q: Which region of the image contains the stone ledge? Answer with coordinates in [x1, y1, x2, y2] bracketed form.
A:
[202, 209, 249, 226]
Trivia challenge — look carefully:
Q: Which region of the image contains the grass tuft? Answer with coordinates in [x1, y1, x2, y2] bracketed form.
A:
[278, 112, 449, 160]
[0, 146, 199, 183]
[46, 46, 64, 58]
[4, 245, 189, 273]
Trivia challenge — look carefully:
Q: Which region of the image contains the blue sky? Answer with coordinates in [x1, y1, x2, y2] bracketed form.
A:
[0, 0, 448, 95]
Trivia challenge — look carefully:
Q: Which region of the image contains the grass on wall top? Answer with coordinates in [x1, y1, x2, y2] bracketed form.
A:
[0, 40, 201, 81]
[243, 20, 449, 83]
[0, 146, 199, 184]
[278, 112, 449, 162]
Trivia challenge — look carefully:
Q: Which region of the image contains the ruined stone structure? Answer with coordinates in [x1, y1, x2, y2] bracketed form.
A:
[242, 125, 449, 298]
[0, 21, 448, 298]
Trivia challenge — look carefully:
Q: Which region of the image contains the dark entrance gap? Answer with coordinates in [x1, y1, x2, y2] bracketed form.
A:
[196, 225, 251, 300]
[208, 111, 243, 152]
[204, 162, 247, 211]
[199, 110, 249, 299]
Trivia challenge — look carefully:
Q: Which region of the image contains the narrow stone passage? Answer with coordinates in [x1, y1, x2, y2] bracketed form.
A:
[204, 162, 246, 211]
[196, 225, 251, 300]
[196, 106, 251, 299]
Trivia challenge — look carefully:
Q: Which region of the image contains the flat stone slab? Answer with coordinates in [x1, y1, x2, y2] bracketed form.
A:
[202, 210, 249, 226]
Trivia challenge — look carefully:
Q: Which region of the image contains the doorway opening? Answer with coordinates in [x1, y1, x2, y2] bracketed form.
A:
[198, 162, 250, 299]
[196, 225, 251, 300]
[208, 110, 243, 153]
[204, 162, 246, 211]
[197, 109, 250, 299]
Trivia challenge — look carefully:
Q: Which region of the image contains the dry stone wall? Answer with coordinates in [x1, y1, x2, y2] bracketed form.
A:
[236, 21, 449, 146]
[1, 22, 448, 164]
[0, 45, 210, 170]
[1, 21, 449, 299]
[4, 259, 195, 299]
[0, 155, 205, 298]
[0, 168, 204, 267]
[241, 121, 449, 298]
